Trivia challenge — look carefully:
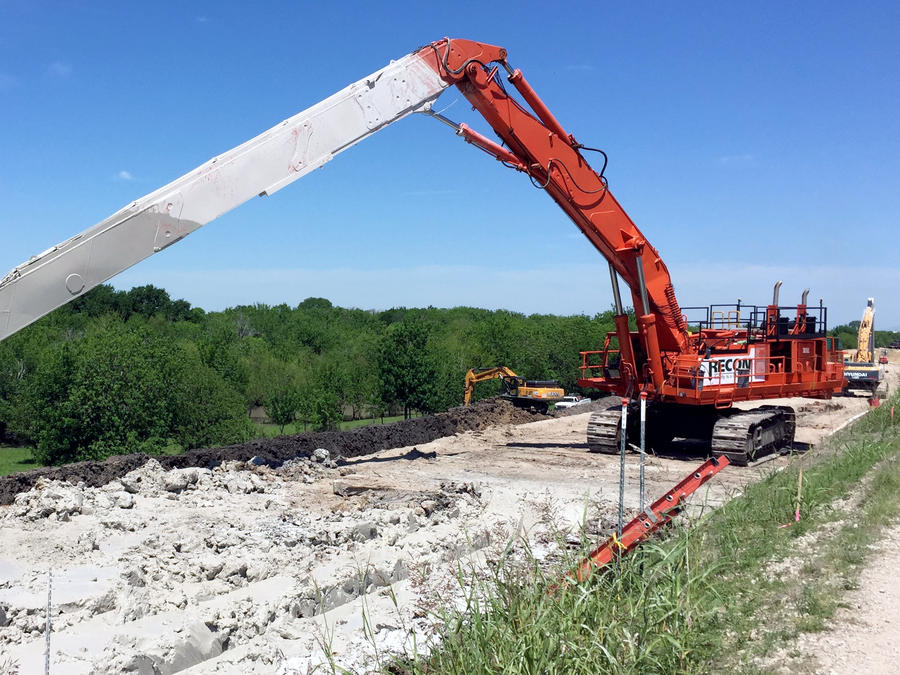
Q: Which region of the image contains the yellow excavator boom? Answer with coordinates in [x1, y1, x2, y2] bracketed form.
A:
[853, 298, 875, 364]
[463, 367, 518, 405]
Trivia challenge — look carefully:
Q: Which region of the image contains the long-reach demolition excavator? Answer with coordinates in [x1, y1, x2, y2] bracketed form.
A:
[463, 367, 564, 413]
[0, 38, 845, 465]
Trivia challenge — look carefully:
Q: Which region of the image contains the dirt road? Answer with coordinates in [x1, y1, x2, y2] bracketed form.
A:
[786, 524, 900, 674]
[0, 367, 895, 673]
[768, 349, 900, 674]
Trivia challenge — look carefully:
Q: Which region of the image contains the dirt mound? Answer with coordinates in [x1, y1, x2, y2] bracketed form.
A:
[551, 395, 619, 417]
[0, 399, 545, 505]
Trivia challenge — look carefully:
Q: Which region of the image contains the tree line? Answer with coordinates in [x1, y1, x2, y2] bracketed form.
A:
[830, 320, 900, 351]
[0, 285, 617, 465]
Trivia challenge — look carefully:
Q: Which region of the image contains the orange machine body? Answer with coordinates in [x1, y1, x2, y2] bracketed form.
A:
[416, 39, 844, 409]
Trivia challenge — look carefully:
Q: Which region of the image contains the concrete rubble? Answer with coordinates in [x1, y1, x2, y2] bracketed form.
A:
[0, 449, 522, 673]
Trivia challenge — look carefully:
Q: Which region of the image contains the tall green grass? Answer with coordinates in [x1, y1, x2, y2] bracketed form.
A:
[415, 537, 723, 674]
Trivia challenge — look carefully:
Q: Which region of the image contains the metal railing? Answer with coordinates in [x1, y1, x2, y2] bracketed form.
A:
[680, 303, 828, 340]
[579, 349, 620, 379]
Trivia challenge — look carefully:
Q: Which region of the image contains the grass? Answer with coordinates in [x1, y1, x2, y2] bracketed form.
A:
[253, 414, 411, 437]
[382, 395, 900, 674]
[397, 536, 724, 674]
[702, 401, 900, 665]
[0, 446, 39, 476]
[743, 442, 900, 659]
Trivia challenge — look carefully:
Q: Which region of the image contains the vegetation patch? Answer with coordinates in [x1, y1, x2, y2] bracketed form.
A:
[0, 446, 37, 477]
[0, 284, 616, 468]
[391, 397, 900, 674]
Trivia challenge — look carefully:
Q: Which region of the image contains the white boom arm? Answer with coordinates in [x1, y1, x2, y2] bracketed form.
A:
[0, 51, 448, 341]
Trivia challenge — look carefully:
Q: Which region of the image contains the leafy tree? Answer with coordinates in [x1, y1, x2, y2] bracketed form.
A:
[23, 320, 251, 464]
[875, 330, 900, 348]
[378, 318, 439, 418]
[68, 283, 124, 318]
[831, 322, 859, 350]
[127, 285, 171, 318]
[266, 386, 302, 433]
[310, 391, 342, 431]
[168, 350, 253, 449]
[198, 314, 250, 394]
[26, 323, 171, 464]
[3, 282, 626, 468]
[297, 297, 333, 311]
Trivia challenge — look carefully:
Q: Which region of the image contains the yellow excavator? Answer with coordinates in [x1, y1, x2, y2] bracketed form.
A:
[843, 298, 885, 394]
[463, 367, 564, 413]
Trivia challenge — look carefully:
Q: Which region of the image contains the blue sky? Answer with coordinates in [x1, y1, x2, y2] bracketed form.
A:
[2, 1, 898, 328]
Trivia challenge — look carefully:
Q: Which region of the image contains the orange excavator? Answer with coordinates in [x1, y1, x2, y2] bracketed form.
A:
[415, 40, 845, 464]
[463, 367, 564, 413]
[0, 38, 845, 464]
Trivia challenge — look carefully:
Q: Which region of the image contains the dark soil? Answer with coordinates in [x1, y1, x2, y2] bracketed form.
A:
[0, 399, 549, 505]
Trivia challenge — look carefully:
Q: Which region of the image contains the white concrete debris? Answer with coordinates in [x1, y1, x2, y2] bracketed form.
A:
[0, 441, 536, 674]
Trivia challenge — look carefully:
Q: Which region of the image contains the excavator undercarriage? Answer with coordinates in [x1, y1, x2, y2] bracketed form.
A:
[586, 401, 796, 466]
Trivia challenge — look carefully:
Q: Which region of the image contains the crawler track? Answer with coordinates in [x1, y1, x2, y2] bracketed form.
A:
[587, 402, 796, 465]
[711, 405, 795, 466]
[586, 407, 623, 454]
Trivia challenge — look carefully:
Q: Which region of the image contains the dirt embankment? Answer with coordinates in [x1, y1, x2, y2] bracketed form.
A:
[0, 399, 549, 506]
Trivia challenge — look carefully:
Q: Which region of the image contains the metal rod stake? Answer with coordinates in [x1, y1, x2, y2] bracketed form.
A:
[618, 397, 628, 537]
[45, 570, 52, 675]
[640, 392, 647, 512]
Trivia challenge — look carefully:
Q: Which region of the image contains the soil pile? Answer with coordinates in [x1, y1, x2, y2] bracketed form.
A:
[0, 399, 546, 505]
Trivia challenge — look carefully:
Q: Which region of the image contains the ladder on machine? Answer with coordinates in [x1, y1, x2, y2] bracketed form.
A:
[569, 456, 730, 585]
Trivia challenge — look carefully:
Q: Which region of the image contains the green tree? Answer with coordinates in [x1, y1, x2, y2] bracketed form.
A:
[168, 348, 253, 450]
[831, 322, 859, 350]
[378, 318, 439, 419]
[266, 386, 301, 433]
[310, 391, 342, 431]
[23, 320, 251, 464]
[26, 323, 171, 464]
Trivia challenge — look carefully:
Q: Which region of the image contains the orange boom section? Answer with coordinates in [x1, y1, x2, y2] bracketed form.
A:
[417, 39, 689, 358]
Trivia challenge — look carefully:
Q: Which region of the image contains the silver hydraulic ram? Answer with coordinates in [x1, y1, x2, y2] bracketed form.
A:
[0, 51, 449, 341]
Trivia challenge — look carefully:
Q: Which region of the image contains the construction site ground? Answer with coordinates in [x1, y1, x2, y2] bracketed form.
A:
[0, 357, 896, 674]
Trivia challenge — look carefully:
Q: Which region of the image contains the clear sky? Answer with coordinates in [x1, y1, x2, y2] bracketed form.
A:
[2, 1, 898, 328]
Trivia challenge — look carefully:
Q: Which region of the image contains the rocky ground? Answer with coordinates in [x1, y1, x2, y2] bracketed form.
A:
[0, 372, 894, 673]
